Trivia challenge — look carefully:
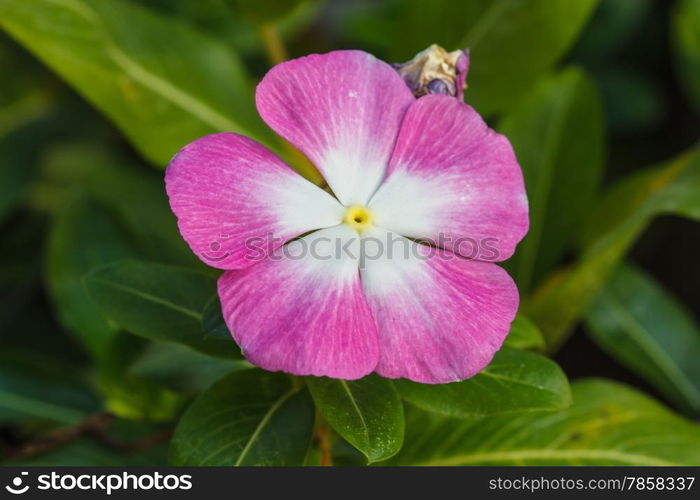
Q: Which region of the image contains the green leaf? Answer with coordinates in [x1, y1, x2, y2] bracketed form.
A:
[144, 0, 320, 57]
[201, 294, 234, 342]
[390, 0, 599, 115]
[389, 379, 700, 465]
[39, 143, 197, 266]
[500, 68, 604, 292]
[503, 314, 545, 352]
[101, 378, 183, 422]
[673, 0, 700, 112]
[128, 341, 247, 395]
[170, 370, 314, 466]
[46, 196, 138, 358]
[0, 0, 276, 166]
[0, 103, 52, 223]
[525, 147, 700, 351]
[0, 213, 45, 329]
[0, 349, 99, 425]
[96, 333, 186, 422]
[586, 265, 700, 415]
[573, 0, 653, 61]
[306, 375, 404, 463]
[84, 259, 241, 358]
[596, 67, 664, 135]
[396, 347, 571, 418]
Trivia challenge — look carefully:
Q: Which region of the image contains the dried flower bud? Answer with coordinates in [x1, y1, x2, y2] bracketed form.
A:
[393, 44, 470, 100]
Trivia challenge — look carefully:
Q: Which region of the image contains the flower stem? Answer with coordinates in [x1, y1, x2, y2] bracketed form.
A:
[316, 419, 333, 467]
[282, 142, 325, 185]
[257, 24, 324, 185]
[259, 24, 288, 65]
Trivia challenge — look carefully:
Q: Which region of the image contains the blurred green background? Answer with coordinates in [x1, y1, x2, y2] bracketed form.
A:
[1, 0, 700, 466]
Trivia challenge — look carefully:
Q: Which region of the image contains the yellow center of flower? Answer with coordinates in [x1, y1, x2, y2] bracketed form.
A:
[343, 205, 373, 233]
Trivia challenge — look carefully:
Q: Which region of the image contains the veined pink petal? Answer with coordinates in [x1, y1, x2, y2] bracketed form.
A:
[455, 49, 469, 101]
[360, 227, 519, 384]
[369, 95, 529, 262]
[218, 225, 379, 379]
[165, 132, 343, 270]
[256, 50, 414, 206]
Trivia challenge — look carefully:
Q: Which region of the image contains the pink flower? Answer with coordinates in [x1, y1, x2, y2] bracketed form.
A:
[165, 50, 529, 384]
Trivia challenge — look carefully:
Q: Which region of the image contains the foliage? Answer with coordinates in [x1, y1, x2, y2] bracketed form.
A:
[390, 380, 700, 466]
[586, 265, 700, 416]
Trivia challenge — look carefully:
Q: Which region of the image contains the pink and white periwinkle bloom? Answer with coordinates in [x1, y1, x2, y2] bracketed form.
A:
[165, 50, 529, 384]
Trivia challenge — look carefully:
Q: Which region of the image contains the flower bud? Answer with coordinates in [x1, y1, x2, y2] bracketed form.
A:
[393, 44, 470, 100]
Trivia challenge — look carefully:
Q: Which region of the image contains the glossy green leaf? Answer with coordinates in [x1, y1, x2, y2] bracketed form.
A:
[84, 259, 240, 358]
[396, 347, 571, 418]
[586, 265, 700, 415]
[390, 379, 700, 465]
[0, 0, 276, 166]
[170, 370, 314, 466]
[526, 148, 700, 351]
[503, 315, 545, 352]
[306, 375, 404, 463]
[500, 68, 604, 292]
[390, 0, 599, 115]
[673, 0, 700, 111]
[46, 196, 137, 358]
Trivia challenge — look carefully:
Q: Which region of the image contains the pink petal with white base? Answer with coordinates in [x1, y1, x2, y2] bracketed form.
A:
[166, 132, 344, 270]
[256, 50, 415, 206]
[218, 225, 379, 379]
[360, 227, 519, 384]
[369, 95, 529, 261]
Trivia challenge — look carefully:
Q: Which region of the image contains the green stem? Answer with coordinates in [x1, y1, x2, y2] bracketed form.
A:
[259, 24, 288, 65]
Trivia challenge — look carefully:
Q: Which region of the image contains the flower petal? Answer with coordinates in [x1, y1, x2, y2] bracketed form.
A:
[368, 95, 529, 261]
[166, 132, 344, 270]
[218, 225, 379, 379]
[360, 227, 519, 384]
[256, 50, 415, 206]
